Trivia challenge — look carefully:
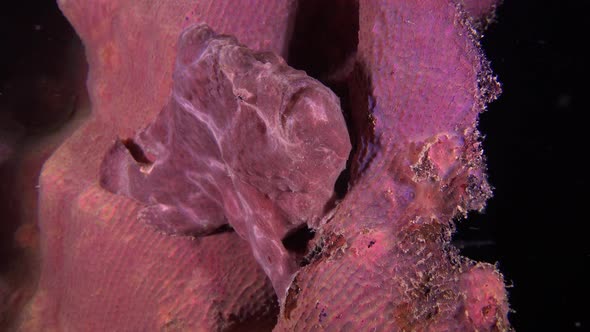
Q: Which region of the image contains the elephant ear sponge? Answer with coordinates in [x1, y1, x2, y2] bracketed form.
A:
[275, 0, 510, 330]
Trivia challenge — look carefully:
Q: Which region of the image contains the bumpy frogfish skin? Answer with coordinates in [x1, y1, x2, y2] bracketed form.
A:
[100, 25, 351, 299]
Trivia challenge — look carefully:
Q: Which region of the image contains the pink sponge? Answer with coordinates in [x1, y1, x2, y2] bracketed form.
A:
[12, 0, 512, 330]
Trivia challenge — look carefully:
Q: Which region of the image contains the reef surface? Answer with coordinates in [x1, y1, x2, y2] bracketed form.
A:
[2, 0, 511, 331]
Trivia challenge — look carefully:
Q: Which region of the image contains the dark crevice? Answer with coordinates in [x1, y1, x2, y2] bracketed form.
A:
[287, 0, 360, 203]
[282, 224, 315, 256]
[333, 165, 351, 199]
[223, 298, 279, 332]
[347, 61, 378, 184]
[286, 0, 378, 203]
[121, 138, 153, 164]
[330, 80, 355, 200]
[325, 61, 377, 209]
[207, 223, 235, 235]
[283, 223, 318, 269]
[287, 0, 359, 80]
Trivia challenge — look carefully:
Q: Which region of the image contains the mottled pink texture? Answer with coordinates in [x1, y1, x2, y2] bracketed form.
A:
[99, 25, 350, 298]
[275, 0, 508, 330]
[18, 0, 298, 330]
[11, 0, 511, 330]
